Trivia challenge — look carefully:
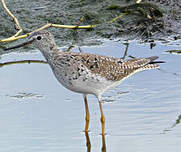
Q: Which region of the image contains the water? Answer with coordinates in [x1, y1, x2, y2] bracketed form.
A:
[0, 40, 181, 152]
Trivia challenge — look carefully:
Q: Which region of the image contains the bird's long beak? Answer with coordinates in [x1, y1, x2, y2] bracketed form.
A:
[4, 39, 34, 51]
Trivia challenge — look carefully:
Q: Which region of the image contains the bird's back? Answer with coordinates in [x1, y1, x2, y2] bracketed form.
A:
[57, 52, 159, 81]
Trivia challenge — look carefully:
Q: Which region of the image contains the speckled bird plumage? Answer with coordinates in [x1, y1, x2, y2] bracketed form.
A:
[5, 30, 163, 135]
[27, 30, 160, 97]
[49, 51, 159, 96]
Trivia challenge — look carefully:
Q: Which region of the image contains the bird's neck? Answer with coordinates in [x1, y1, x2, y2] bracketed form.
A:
[40, 45, 62, 62]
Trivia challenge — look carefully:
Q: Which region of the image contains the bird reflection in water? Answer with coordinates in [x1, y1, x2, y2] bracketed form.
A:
[85, 132, 106, 152]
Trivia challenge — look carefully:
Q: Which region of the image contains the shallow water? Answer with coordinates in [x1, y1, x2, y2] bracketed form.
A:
[0, 40, 181, 152]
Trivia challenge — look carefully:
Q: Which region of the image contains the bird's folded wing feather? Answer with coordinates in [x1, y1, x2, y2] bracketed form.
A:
[65, 52, 157, 81]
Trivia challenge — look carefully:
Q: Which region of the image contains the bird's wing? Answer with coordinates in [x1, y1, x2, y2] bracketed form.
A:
[67, 52, 157, 81]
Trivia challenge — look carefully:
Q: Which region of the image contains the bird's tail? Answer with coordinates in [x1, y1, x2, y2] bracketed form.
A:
[143, 56, 165, 69]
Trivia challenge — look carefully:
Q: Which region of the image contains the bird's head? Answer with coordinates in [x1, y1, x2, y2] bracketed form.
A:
[5, 30, 57, 53]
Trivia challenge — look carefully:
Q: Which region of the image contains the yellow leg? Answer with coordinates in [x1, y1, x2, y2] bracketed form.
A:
[102, 134, 107, 152]
[98, 99, 106, 135]
[85, 131, 91, 152]
[84, 95, 90, 132]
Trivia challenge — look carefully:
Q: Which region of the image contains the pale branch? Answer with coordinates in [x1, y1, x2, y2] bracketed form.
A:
[0, 23, 98, 43]
[136, 0, 142, 4]
[1, 0, 23, 38]
[108, 13, 128, 24]
[0, 0, 127, 43]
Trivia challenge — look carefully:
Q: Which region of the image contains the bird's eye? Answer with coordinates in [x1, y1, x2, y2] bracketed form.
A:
[37, 36, 42, 40]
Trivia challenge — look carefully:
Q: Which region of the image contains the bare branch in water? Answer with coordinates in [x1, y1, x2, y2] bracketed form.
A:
[0, 60, 47, 67]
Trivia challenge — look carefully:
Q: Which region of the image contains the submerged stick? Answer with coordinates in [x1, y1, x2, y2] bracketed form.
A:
[0, 60, 47, 67]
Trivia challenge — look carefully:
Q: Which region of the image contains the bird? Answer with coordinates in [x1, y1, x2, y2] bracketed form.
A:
[5, 30, 163, 135]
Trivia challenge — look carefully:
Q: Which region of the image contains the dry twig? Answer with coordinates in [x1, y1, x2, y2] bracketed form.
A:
[0, 0, 127, 43]
[1, 0, 23, 40]
[136, 0, 142, 4]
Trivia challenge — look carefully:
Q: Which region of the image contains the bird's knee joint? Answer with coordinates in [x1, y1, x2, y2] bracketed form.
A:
[85, 117, 90, 121]
[101, 117, 105, 123]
